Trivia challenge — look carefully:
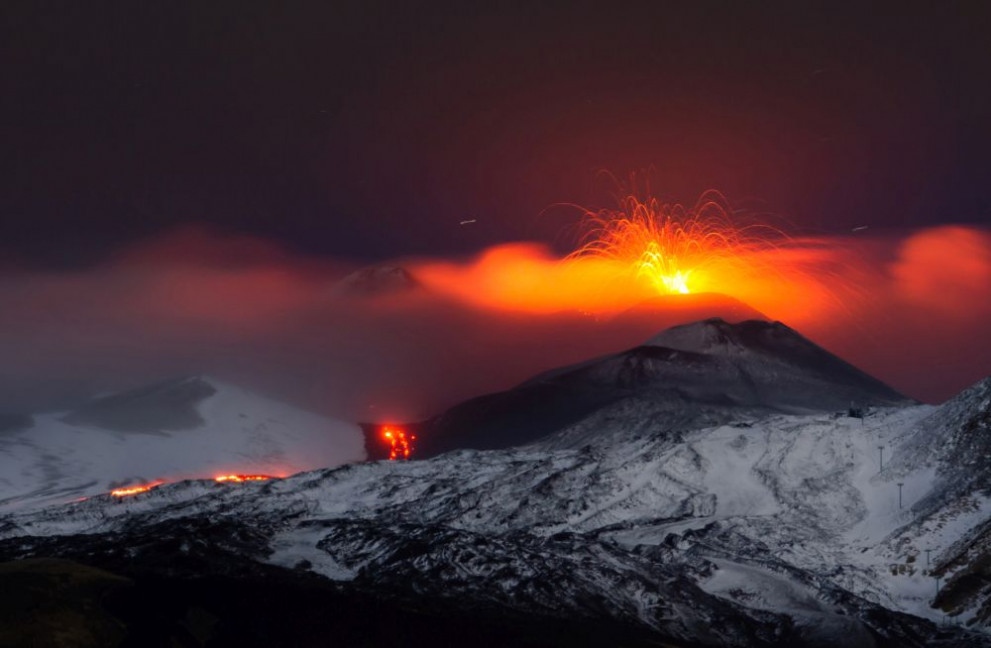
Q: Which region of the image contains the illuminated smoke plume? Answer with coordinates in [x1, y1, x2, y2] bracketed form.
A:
[412, 191, 839, 328]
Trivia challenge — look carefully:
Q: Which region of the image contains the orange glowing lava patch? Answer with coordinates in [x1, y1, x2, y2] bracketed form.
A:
[109, 481, 165, 497]
[214, 474, 274, 483]
[381, 425, 415, 460]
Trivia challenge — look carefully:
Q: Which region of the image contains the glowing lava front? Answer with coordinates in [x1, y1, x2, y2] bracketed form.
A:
[109, 481, 165, 497]
[568, 190, 780, 297]
[107, 473, 278, 498]
[381, 425, 415, 460]
[214, 474, 274, 483]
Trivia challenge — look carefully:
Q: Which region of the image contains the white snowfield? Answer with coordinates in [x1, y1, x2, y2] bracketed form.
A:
[3, 379, 989, 645]
[0, 376, 366, 513]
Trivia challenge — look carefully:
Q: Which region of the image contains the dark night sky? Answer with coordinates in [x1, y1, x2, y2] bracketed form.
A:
[2, 1, 989, 267]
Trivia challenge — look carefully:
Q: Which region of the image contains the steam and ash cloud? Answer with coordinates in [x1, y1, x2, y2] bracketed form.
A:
[824, 226, 991, 402]
[0, 226, 652, 420]
[0, 224, 988, 420]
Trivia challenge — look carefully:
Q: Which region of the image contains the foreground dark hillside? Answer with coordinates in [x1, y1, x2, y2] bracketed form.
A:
[0, 556, 666, 648]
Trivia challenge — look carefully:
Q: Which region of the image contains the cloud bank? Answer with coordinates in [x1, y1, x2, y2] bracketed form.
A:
[1, 224, 988, 421]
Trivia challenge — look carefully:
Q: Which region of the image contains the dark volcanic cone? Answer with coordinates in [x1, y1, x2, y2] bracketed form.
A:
[371, 318, 911, 460]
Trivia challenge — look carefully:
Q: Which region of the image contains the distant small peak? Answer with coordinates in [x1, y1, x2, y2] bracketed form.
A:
[184, 374, 228, 389]
[61, 376, 220, 434]
[139, 374, 223, 393]
[333, 265, 420, 298]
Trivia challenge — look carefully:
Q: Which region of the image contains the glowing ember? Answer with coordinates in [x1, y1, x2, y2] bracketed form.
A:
[568, 190, 781, 297]
[214, 474, 274, 483]
[380, 425, 415, 460]
[109, 481, 164, 497]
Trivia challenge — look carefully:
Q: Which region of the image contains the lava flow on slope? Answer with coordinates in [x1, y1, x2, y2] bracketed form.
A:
[109, 481, 165, 497]
[214, 474, 275, 483]
[107, 473, 277, 498]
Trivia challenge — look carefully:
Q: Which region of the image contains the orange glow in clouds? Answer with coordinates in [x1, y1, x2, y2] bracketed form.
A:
[891, 226, 991, 317]
[413, 191, 838, 326]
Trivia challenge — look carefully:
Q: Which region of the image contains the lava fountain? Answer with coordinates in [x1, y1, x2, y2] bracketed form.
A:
[567, 190, 783, 297]
[380, 425, 415, 460]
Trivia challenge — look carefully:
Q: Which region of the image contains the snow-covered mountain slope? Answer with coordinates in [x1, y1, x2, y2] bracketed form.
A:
[394, 318, 910, 459]
[0, 376, 365, 513]
[2, 377, 989, 645]
[646, 317, 906, 405]
[878, 377, 991, 626]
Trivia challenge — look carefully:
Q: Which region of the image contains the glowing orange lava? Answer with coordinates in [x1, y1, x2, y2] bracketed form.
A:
[381, 425, 415, 460]
[105, 472, 281, 498]
[214, 474, 274, 483]
[109, 481, 165, 497]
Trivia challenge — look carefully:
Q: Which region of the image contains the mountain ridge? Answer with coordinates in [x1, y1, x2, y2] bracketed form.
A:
[386, 318, 910, 459]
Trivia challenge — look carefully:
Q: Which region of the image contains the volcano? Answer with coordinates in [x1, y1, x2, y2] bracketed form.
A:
[383, 317, 910, 460]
